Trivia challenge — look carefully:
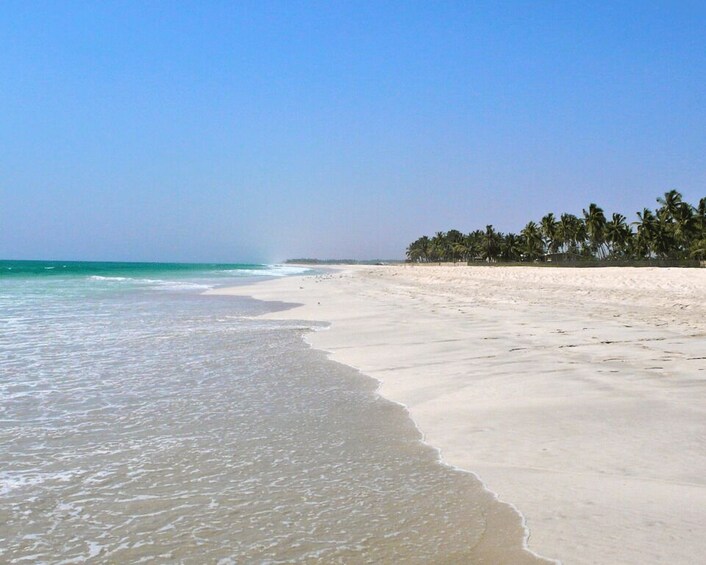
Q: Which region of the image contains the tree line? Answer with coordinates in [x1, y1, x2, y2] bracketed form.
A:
[406, 190, 706, 264]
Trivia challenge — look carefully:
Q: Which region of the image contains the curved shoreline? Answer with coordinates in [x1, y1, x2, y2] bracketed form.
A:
[208, 266, 554, 563]
[207, 264, 706, 564]
[303, 325, 556, 564]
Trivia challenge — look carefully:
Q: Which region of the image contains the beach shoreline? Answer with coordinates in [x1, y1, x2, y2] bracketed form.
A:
[208, 264, 706, 564]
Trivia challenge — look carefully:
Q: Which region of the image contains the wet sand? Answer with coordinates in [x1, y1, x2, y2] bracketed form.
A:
[209, 264, 706, 564]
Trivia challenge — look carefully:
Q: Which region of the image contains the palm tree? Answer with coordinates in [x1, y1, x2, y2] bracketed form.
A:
[557, 213, 583, 257]
[430, 231, 448, 262]
[671, 203, 695, 257]
[452, 240, 469, 262]
[481, 225, 501, 262]
[583, 203, 607, 258]
[656, 189, 684, 221]
[605, 213, 632, 258]
[406, 236, 432, 262]
[634, 208, 657, 258]
[695, 197, 706, 238]
[690, 237, 706, 261]
[521, 221, 544, 261]
[694, 197, 706, 239]
[653, 190, 697, 258]
[501, 233, 522, 261]
[406, 242, 421, 262]
[465, 230, 484, 262]
[446, 229, 465, 263]
[407, 191, 705, 266]
[540, 213, 560, 254]
[652, 217, 674, 258]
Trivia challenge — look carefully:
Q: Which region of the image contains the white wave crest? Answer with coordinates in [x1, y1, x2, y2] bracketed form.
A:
[0, 470, 79, 496]
[218, 265, 312, 278]
[146, 280, 213, 291]
[88, 276, 129, 281]
[87, 275, 213, 291]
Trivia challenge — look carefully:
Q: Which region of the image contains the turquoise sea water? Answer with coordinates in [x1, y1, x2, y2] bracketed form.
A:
[0, 259, 307, 279]
[0, 260, 541, 563]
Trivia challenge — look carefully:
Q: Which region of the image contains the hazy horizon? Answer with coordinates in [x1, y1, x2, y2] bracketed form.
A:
[2, 2, 704, 263]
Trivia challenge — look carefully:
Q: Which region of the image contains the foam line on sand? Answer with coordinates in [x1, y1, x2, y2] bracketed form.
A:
[207, 264, 706, 564]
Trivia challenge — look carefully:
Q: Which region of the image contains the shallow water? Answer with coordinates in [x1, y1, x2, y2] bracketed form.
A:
[0, 264, 542, 563]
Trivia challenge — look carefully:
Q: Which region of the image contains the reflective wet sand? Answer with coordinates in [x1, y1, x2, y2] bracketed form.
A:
[1, 279, 546, 563]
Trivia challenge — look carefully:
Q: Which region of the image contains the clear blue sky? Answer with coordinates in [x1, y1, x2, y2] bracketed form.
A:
[2, 1, 704, 262]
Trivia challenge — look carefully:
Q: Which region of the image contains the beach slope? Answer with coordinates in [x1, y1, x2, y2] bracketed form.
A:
[208, 265, 706, 564]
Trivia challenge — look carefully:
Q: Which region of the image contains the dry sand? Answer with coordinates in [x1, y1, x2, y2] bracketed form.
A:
[208, 265, 706, 564]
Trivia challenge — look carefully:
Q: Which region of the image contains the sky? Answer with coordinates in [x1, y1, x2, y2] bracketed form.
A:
[1, 1, 705, 262]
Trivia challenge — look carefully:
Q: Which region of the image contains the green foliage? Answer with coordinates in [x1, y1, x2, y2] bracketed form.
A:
[406, 191, 706, 264]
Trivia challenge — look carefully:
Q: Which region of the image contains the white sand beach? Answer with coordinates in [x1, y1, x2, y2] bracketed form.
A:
[209, 265, 706, 564]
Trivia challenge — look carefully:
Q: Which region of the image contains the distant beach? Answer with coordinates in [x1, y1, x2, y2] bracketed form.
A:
[211, 264, 706, 564]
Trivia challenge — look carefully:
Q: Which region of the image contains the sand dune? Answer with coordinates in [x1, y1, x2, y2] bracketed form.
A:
[209, 265, 706, 564]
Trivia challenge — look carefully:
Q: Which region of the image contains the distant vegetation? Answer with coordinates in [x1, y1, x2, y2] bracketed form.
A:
[406, 190, 706, 264]
[285, 259, 402, 265]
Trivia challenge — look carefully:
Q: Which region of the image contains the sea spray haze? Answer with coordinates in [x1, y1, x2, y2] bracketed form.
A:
[0, 261, 543, 563]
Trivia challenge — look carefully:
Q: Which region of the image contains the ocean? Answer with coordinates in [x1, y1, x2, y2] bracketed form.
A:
[0, 260, 540, 563]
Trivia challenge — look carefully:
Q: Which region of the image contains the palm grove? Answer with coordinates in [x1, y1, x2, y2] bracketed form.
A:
[406, 191, 706, 264]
